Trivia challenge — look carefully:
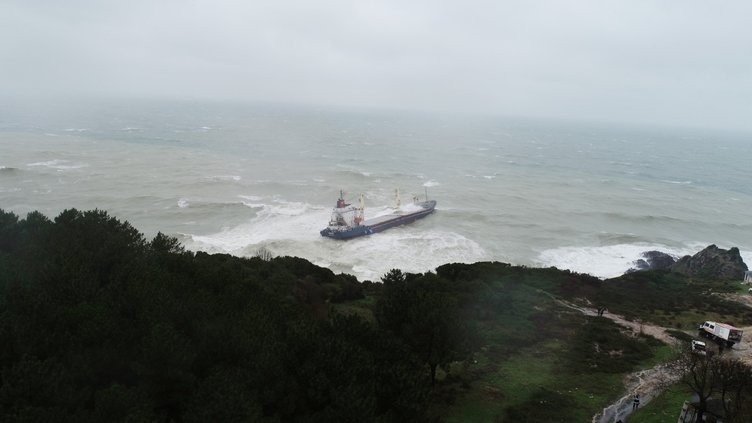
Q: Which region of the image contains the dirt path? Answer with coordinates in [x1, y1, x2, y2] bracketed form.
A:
[716, 294, 752, 367]
[722, 292, 752, 309]
[542, 292, 677, 345]
[537, 293, 681, 422]
[542, 291, 752, 422]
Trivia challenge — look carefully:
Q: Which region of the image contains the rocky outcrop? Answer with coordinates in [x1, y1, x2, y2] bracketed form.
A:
[628, 250, 677, 273]
[670, 245, 748, 280]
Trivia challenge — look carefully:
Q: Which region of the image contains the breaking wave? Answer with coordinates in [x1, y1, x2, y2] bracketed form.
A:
[535, 243, 704, 279]
[180, 197, 482, 281]
[26, 159, 88, 170]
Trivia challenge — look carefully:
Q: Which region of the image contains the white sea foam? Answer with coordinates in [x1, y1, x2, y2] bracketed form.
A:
[57, 164, 87, 170]
[26, 159, 87, 170]
[214, 175, 242, 182]
[261, 201, 311, 216]
[339, 230, 487, 281]
[535, 243, 697, 279]
[741, 251, 752, 269]
[186, 200, 326, 251]
[397, 203, 425, 213]
[537, 242, 752, 279]
[423, 180, 440, 187]
[240, 202, 265, 209]
[238, 195, 263, 201]
[177, 199, 189, 208]
[28, 160, 64, 167]
[182, 196, 482, 281]
[313, 260, 332, 268]
[335, 164, 372, 177]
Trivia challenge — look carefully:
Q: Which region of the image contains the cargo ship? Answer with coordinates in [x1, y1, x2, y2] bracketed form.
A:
[320, 190, 436, 240]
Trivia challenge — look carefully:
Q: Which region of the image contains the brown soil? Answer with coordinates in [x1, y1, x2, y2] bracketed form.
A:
[547, 296, 752, 423]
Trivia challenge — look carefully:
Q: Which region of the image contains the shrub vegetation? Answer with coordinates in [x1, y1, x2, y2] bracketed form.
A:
[1, 208, 750, 422]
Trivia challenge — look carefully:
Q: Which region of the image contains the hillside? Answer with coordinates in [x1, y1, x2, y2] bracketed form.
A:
[1, 208, 751, 422]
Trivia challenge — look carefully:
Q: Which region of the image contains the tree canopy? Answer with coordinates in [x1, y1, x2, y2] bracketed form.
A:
[0, 209, 430, 422]
[3, 208, 746, 421]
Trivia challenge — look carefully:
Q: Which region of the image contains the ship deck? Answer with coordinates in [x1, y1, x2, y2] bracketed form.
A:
[362, 213, 407, 226]
[362, 202, 434, 226]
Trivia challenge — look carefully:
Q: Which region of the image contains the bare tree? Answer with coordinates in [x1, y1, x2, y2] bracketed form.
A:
[673, 345, 752, 423]
[676, 347, 718, 422]
[712, 358, 752, 422]
[254, 247, 274, 261]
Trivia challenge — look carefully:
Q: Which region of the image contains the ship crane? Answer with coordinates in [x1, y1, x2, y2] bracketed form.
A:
[354, 193, 365, 225]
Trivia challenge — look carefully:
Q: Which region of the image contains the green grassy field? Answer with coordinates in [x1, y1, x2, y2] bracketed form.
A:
[435, 266, 752, 421]
[332, 263, 752, 422]
[432, 279, 670, 421]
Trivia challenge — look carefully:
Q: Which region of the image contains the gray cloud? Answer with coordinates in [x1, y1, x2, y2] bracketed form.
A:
[2, 0, 751, 130]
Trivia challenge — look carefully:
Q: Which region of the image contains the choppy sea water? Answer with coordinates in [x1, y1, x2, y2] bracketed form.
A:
[2, 100, 751, 281]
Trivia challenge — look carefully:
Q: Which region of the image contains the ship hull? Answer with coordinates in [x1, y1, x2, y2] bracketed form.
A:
[321, 200, 436, 240]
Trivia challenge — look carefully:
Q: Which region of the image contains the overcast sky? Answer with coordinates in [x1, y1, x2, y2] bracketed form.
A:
[1, 1, 751, 131]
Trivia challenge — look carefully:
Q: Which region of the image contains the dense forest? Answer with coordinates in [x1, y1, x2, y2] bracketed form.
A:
[1, 209, 751, 422]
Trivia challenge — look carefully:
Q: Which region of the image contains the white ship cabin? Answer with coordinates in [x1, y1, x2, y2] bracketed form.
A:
[329, 205, 358, 228]
[327, 195, 364, 230]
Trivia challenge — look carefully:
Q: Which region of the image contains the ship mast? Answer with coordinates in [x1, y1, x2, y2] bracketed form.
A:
[355, 193, 365, 224]
[336, 189, 347, 208]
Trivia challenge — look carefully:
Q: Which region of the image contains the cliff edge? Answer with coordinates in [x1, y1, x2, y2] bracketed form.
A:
[671, 244, 748, 280]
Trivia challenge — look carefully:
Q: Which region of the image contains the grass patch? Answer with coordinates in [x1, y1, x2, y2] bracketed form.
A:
[493, 349, 556, 405]
[630, 383, 692, 423]
[442, 393, 503, 423]
[734, 282, 752, 294]
[441, 308, 666, 421]
[641, 344, 678, 368]
[598, 271, 752, 328]
[662, 309, 722, 332]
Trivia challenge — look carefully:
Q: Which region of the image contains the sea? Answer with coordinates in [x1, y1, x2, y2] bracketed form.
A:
[2, 99, 751, 282]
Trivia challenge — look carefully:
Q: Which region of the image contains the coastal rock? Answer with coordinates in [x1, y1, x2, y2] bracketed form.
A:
[628, 250, 677, 272]
[670, 245, 748, 280]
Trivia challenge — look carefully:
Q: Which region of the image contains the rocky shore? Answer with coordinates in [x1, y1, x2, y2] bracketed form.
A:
[629, 244, 748, 279]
